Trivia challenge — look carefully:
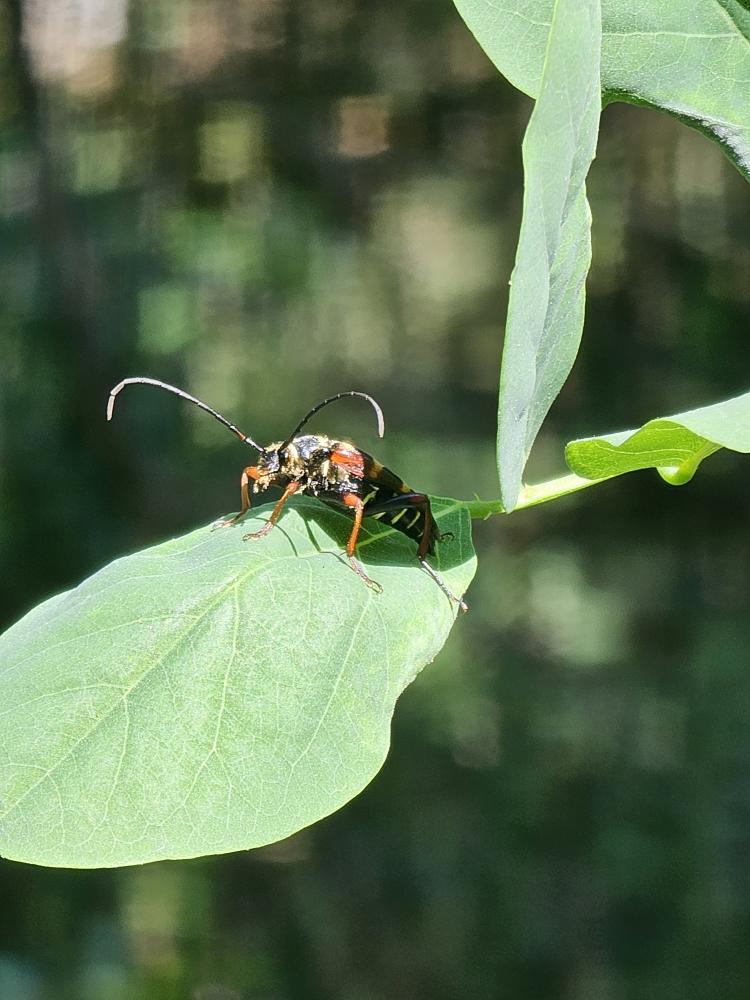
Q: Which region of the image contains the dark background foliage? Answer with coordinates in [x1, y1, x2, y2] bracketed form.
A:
[1, 0, 750, 997]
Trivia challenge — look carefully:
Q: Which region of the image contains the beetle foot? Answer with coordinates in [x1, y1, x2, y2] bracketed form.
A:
[347, 556, 383, 595]
[242, 521, 274, 542]
[211, 514, 240, 531]
[419, 557, 468, 613]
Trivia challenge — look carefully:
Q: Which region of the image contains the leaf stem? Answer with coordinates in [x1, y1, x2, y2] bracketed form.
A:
[463, 471, 612, 519]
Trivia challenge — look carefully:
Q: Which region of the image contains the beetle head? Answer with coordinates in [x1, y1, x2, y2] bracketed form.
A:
[251, 445, 284, 493]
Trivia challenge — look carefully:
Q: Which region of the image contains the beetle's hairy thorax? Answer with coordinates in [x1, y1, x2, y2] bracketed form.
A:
[253, 434, 362, 497]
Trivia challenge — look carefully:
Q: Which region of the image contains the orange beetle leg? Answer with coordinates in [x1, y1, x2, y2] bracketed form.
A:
[342, 493, 382, 594]
[243, 479, 300, 541]
[213, 466, 260, 529]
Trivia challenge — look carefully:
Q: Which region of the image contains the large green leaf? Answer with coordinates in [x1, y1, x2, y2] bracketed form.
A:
[565, 388, 750, 484]
[0, 497, 474, 868]
[495, 0, 601, 511]
[453, 0, 750, 181]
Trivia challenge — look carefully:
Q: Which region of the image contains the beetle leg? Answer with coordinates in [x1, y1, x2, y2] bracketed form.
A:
[342, 493, 383, 594]
[418, 556, 468, 613]
[242, 479, 300, 541]
[414, 494, 434, 559]
[365, 492, 468, 612]
[408, 497, 467, 611]
[411, 499, 467, 612]
[212, 466, 260, 529]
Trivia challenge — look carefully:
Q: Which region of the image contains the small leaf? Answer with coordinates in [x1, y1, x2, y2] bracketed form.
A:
[0, 497, 474, 868]
[565, 388, 750, 484]
[453, 0, 750, 182]
[495, 0, 601, 511]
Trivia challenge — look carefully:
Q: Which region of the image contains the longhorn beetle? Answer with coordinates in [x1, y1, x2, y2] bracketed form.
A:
[107, 377, 468, 612]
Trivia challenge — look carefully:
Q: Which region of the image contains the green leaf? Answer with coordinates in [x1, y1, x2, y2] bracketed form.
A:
[495, 0, 601, 511]
[565, 388, 750, 484]
[0, 497, 474, 868]
[453, 0, 750, 181]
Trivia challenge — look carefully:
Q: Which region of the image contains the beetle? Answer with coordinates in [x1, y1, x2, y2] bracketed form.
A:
[107, 377, 468, 612]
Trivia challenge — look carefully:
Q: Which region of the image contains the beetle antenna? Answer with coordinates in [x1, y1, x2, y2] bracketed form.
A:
[106, 377, 265, 452]
[280, 391, 385, 449]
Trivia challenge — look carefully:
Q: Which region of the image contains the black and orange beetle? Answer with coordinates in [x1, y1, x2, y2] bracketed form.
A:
[107, 377, 467, 612]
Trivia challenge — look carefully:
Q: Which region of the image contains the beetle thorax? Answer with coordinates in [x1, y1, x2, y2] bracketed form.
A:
[252, 435, 338, 493]
[251, 433, 367, 497]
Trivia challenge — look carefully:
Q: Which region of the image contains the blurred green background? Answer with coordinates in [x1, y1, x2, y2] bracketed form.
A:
[1, 0, 750, 997]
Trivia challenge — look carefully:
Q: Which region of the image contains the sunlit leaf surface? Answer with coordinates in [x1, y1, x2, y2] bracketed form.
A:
[453, 0, 750, 181]
[494, 0, 601, 510]
[0, 497, 474, 868]
[565, 388, 750, 484]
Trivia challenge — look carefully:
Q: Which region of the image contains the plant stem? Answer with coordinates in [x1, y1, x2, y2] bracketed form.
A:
[464, 471, 613, 519]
